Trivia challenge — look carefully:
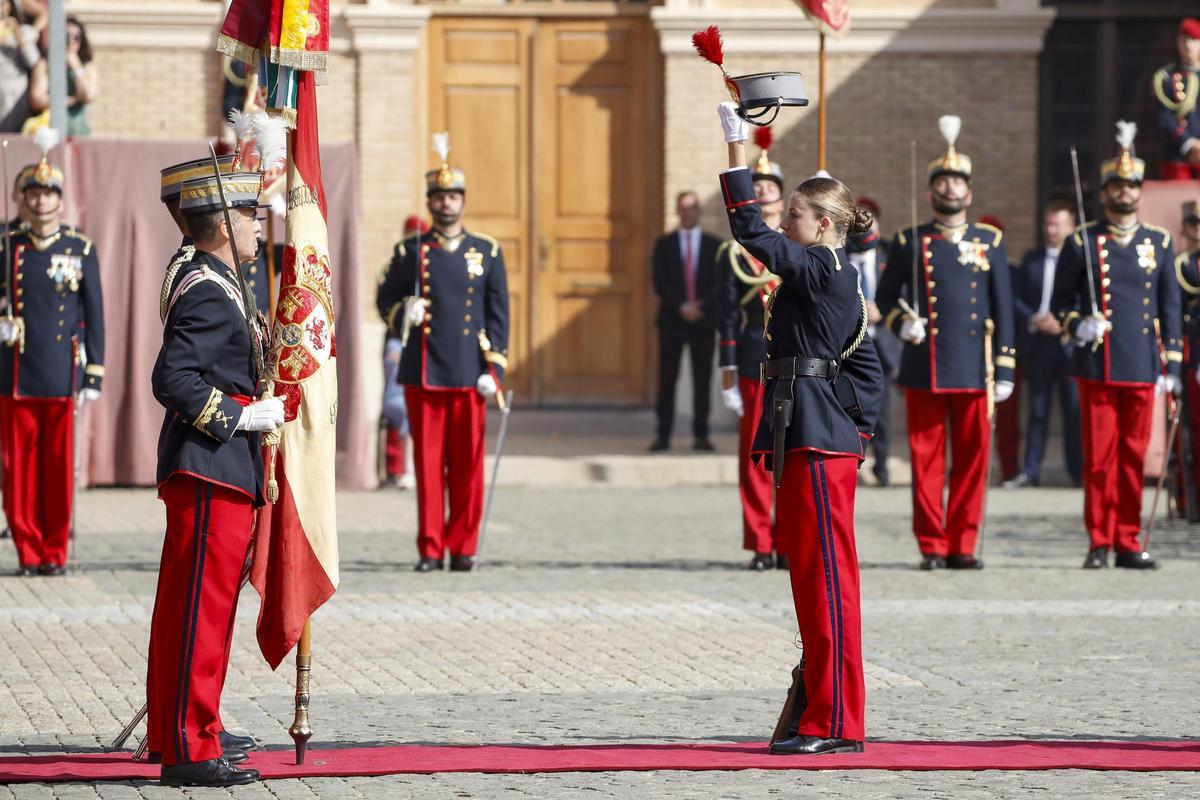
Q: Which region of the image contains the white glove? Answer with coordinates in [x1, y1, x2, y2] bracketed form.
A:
[77, 388, 101, 404]
[993, 381, 1014, 403]
[476, 373, 498, 398]
[1074, 317, 1107, 345]
[236, 396, 285, 432]
[718, 101, 748, 144]
[1156, 374, 1182, 397]
[721, 386, 744, 418]
[899, 318, 926, 344]
[404, 298, 428, 327]
[0, 318, 19, 345]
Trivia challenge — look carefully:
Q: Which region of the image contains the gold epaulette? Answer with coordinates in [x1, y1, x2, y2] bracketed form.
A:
[1142, 222, 1172, 249]
[1153, 66, 1199, 116]
[469, 231, 500, 258]
[65, 226, 93, 255]
[1071, 220, 1101, 247]
[974, 222, 1003, 246]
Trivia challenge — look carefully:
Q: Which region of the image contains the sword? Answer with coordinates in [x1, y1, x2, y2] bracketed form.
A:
[1144, 393, 1182, 553]
[909, 140, 920, 319]
[207, 143, 265, 386]
[68, 335, 80, 572]
[2, 140, 11, 320]
[476, 389, 514, 567]
[977, 319, 996, 561]
[1069, 146, 1106, 351]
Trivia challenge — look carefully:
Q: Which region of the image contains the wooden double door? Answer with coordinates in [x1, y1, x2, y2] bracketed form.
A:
[427, 16, 661, 404]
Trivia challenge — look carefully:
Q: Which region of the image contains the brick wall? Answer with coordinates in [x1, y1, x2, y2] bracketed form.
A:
[665, 49, 1041, 259]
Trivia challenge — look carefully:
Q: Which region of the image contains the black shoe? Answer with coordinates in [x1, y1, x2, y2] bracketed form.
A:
[37, 563, 65, 577]
[218, 730, 257, 752]
[919, 555, 946, 571]
[1114, 550, 1158, 570]
[769, 735, 864, 755]
[946, 554, 983, 570]
[160, 757, 260, 787]
[148, 745, 249, 766]
[13, 565, 36, 577]
[1002, 472, 1036, 489]
[0, 526, 9, 539]
[1082, 547, 1108, 569]
[449, 555, 477, 572]
[414, 558, 443, 572]
[749, 552, 774, 571]
[648, 438, 670, 452]
[694, 438, 716, 452]
[775, 554, 789, 570]
[872, 467, 890, 487]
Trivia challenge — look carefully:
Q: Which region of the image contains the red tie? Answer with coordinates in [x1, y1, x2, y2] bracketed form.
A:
[684, 233, 696, 302]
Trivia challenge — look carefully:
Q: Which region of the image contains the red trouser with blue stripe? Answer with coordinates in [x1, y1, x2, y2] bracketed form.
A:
[146, 475, 254, 766]
[0, 396, 73, 568]
[738, 377, 777, 554]
[776, 451, 865, 741]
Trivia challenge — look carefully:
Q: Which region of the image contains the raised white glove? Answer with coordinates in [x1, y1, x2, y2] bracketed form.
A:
[721, 386, 744, 418]
[718, 101, 748, 144]
[1074, 317, 1107, 345]
[404, 298, 428, 327]
[476, 373, 498, 398]
[1156, 374, 1182, 397]
[993, 380, 1014, 403]
[236, 396, 285, 432]
[899, 318, 926, 344]
[77, 388, 101, 404]
[0, 318, 19, 345]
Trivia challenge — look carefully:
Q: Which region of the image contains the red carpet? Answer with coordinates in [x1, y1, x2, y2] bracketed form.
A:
[2, 740, 1198, 783]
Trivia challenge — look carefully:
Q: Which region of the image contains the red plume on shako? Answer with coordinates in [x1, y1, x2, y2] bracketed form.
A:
[691, 25, 810, 127]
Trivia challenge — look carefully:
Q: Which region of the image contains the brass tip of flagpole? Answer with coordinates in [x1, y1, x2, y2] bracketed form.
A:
[289, 652, 312, 765]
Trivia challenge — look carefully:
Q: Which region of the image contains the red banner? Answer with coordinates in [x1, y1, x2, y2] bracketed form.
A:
[798, 0, 851, 37]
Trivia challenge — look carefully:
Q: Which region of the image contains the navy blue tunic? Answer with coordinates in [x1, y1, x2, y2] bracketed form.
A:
[719, 167, 883, 461]
[0, 224, 104, 397]
[876, 221, 1015, 391]
[152, 251, 265, 504]
[1153, 64, 1200, 165]
[376, 230, 510, 389]
[1051, 221, 1181, 385]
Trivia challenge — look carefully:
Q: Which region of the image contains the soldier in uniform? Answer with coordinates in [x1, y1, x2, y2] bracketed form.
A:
[1175, 199, 1200, 514]
[0, 147, 103, 576]
[147, 153, 258, 768]
[146, 171, 281, 786]
[876, 115, 1016, 571]
[1152, 18, 1200, 180]
[1051, 122, 1180, 570]
[718, 101, 882, 756]
[376, 135, 509, 573]
[716, 129, 784, 571]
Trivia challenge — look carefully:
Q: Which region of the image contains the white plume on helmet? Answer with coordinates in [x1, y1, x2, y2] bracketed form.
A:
[1115, 120, 1138, 152]
[938, 115, 962, 148]
[432, 132, 450, 164]
[252, 113, 288, 173]
[33, 126, 60, 157]
[227, 109, 254, 142]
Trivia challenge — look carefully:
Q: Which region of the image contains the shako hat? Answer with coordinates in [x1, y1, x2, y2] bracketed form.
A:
[1099, 121, 1145, 185]
[425, 132, 465, 196]
[927, 115, 972, 182]
[178, 171, 266, 216]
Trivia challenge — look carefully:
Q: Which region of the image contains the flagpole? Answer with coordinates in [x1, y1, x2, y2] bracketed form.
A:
[817, 31, 826, 171]
[289, 619, 313, 764]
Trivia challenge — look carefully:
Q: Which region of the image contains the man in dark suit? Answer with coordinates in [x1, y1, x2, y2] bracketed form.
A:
[651, 190, 721, 451]
[1006, 197, 1082, 488]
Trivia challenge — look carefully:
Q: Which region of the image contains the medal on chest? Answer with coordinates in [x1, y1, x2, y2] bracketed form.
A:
[47, 252, 83, 291]
[465, 248, 484, 278]
[956, 240, 990, 271]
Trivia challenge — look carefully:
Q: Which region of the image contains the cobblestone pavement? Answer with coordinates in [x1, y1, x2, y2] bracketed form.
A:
[0, 482, 1198, 798]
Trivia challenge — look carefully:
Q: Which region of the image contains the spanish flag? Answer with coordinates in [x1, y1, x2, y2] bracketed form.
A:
[250, 69, 339, 669]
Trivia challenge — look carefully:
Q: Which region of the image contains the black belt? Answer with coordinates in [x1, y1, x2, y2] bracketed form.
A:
[760, 356, 838, 384]
[761, 356, 838, 489]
